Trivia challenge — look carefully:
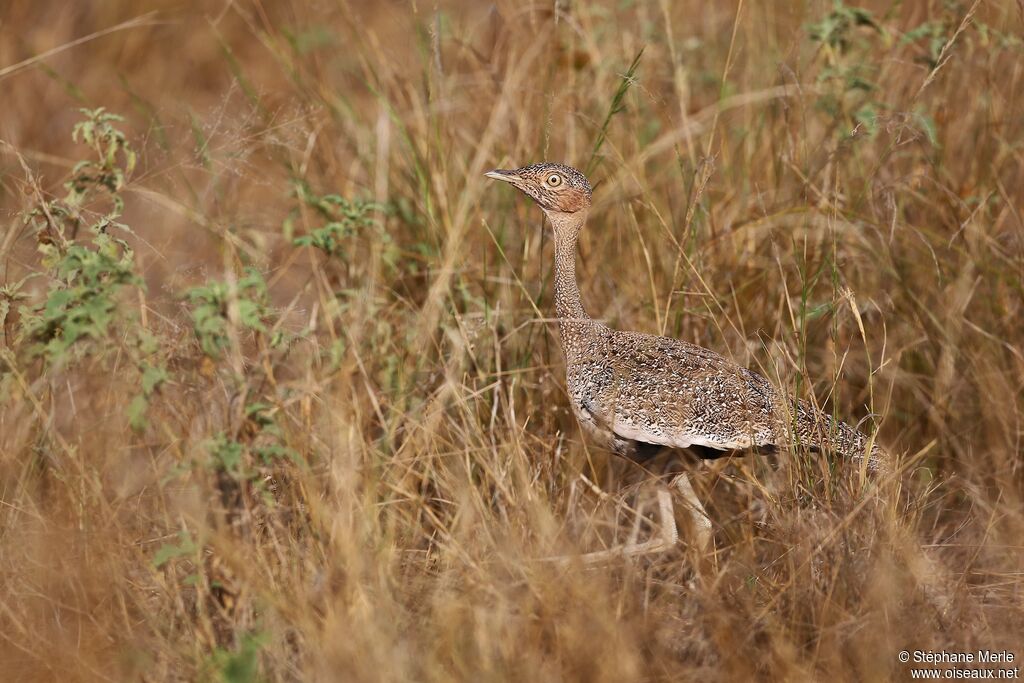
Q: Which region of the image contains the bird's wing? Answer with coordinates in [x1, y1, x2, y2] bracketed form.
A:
[601, 330, 783, 452]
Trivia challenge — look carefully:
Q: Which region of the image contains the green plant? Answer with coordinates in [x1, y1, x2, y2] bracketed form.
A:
[153, 530, 199, 569]
[286, 181, 391, 264]
[806, 1, 879, 52]
[20, 231, 140, 360]
[205, 403, 297, 484]
[12, 108, 167, 430]
[19, 108, 141, 361]
[203, 631, 267, 683]
[68, 107, 136, 214]
[807, 2, 885, 137]
[208, 432, 247, 478]
[901, 21, 952, 68]
[187, 268, 271, 358]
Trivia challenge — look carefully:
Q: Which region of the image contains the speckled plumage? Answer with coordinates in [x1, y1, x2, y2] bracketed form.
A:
[486, 162, 887, 473]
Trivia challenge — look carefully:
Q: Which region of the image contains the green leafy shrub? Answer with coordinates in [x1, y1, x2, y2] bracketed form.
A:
[806, 1, 879, 52]
[807, 2, 885, 137]
[187, 268, 271, 358]
[20, 232, 140, 360]
[11, 108, 167, 430]
[286, 181, 392, 264]
[204, 402, 298, 489]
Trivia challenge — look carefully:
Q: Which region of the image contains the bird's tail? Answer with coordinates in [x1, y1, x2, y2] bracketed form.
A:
[794, 402, 891, 474]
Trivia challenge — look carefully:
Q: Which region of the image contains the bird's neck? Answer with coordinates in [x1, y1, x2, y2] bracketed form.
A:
[547, 209, 590, 324]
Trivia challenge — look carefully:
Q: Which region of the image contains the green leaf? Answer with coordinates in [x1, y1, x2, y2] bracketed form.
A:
[807, 1, 879, 51]
[127, 394, 149, 432]
[153, 531, 197, 568]
[853, 104, 880, 137]
[208, 433, 245, 475]
[141, 364, 168, 395]
[237, 300, 266, 331]
[207, 631, 267, 683]
[913, 109, 940, 148]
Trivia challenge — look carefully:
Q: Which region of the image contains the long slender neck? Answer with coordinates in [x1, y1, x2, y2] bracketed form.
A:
[547, 209, 590, 323]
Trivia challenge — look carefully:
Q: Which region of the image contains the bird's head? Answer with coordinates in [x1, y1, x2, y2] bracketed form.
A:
[485, 162, 592, 215]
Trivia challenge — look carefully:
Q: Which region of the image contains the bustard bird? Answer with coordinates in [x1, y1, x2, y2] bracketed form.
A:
[486, 162, 888, 561]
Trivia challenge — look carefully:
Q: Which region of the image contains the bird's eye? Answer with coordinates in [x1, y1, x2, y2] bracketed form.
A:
[546, 174, 562, 187]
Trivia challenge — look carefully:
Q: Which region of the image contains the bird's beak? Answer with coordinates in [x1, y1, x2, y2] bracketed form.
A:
[484, 169, 517, 184]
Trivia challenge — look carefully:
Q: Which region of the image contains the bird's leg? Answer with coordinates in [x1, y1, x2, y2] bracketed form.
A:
[654, 487, 680, 547]
[672, 472, 712, 553]
[554, 487, 681, 566]
[542, 472, 714, 567]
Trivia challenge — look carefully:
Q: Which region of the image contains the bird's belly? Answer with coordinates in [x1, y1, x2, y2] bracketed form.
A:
[571, 384, 765, 454]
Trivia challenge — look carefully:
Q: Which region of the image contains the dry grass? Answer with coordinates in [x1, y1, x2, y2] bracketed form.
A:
[1, 1, 1022, 681]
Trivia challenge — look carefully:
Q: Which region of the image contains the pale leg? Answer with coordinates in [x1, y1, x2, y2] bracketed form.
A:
[673, 472, 712, 553]
[549, 473, 712, 566]
[560, 487, 677, 565]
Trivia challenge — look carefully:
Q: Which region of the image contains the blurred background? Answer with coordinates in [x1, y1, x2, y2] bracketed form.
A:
[1, 1, 1022, 681]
